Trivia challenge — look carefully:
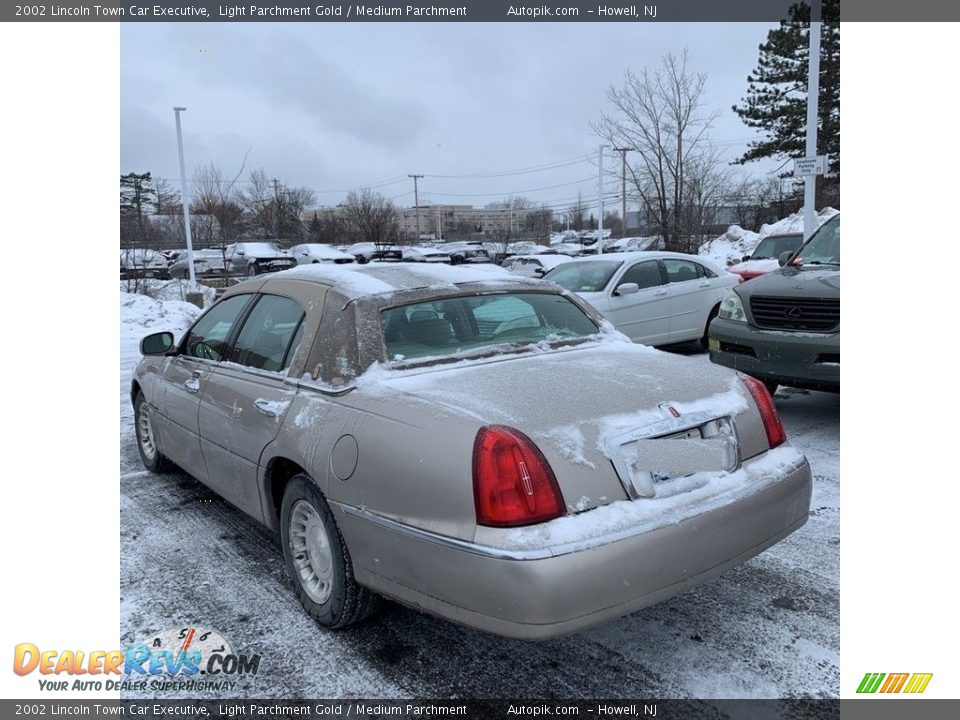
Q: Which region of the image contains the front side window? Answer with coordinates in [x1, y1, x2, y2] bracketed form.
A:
[543, 261, 623, 293]
[380, 292, 599, 362]
[619, 261, 663, 290]
[231, 294, 306, 372]
[182, 295, 252, 362]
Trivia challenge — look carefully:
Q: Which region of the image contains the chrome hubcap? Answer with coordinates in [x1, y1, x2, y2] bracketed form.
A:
[137, 405, 157, 461]
[289, 500, 334, 604]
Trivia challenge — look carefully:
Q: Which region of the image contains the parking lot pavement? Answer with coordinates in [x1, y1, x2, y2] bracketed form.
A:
[119, 348, 839, 699]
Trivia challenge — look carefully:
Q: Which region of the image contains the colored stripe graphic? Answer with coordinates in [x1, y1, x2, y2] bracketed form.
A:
[857, 673, 885, 693]
[903, 673, 933, 694]
[880, 673, 909, 693]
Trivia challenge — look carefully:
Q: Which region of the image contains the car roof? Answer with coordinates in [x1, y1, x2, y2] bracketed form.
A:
[238, 262, 541, 302]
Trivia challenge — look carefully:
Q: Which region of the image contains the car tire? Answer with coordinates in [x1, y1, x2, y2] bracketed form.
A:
[356, 255, 368, 264]
[700, 304, 720, 349]
[134, 391, 172, 473]
[280, 474, 378, 629]
[247, 262, 260, 277]
[450, 255, 464, 265]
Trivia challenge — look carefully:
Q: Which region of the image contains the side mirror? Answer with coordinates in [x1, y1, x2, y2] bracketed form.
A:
[778, 251, 793, 267]
[141, 331, 174, 356]
[236, 250, 245, 256]
[614, 282, 640, 296]
[742, 255, 751, 262]
[533, 267, 546, 277]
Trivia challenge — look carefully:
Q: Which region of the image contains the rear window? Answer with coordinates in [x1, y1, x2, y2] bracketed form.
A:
[380, 292, 599, 362]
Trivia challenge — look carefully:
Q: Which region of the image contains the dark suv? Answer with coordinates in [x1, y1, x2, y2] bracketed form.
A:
[708, 215, 839, 394]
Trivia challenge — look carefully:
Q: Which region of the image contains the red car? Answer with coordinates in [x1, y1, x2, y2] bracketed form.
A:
[727, 232, 804, 282]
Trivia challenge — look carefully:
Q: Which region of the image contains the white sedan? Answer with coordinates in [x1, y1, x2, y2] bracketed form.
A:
[543, 251, 739, 347]
[290, 243, 356, 265]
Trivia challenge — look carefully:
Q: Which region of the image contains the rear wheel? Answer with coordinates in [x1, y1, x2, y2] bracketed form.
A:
[247, 262, 260, 277]
[134, 391, 171, 473]
[280, 474, 378, 629]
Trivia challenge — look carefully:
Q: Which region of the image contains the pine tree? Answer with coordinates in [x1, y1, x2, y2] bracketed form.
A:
[733, 1, 839, 203]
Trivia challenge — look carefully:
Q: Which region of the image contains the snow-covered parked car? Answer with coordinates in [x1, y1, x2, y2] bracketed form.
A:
[131, 263, 811, 639]
[440, 242, 490, 265]
[346, 243, 403, 263]
[168, 249, 229, 280]
[290, 244, 356, 265]
[726, 233, 804, 282]
[224, 242, 297, 276]
[120, 248, 169, 279]
[543, 252, 739, 347]
[504, 254, 573, 278]
[402, 246, 452, 263]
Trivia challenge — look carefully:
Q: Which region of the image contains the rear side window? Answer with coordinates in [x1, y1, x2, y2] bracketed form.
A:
[183, 295, 252, 362]
[231, 295, 306, 372]
[662, 259, 700, 284]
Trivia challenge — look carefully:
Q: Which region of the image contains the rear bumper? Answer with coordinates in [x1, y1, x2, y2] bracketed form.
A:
[335, 447, 812, 639]
[709, 318, 839, 392]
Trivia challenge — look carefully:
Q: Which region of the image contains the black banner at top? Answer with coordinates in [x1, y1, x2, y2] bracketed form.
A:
[3, 0, 954, 23]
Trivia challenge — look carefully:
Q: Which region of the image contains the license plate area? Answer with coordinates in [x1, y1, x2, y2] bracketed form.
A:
[604, 413, 740, 499]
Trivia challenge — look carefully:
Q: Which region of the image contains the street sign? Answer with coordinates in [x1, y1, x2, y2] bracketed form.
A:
[795, 155, 827, 176]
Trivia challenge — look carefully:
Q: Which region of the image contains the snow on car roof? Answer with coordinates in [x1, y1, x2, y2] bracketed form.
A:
[273, 261, 538, 299]
[563, 250, 726, 273]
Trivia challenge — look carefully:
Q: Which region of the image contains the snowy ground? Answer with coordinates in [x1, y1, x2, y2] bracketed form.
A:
[119, 294, 839, 699]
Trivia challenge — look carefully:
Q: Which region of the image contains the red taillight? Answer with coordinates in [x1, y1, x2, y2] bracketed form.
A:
[473, 426, 565, 527]
[740, 374, 787, 449]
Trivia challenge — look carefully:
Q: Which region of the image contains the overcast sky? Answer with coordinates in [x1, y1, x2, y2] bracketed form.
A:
[121, 22, 781, 214]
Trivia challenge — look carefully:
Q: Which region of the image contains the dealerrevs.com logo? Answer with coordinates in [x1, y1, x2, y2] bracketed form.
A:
[856, 672, 933, 694]
[13, 626, 261, 693]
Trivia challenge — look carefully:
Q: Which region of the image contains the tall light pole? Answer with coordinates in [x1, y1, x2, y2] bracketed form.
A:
[803, 1, 822, 240]
[598, 144, 608, 250]
[173, 107, 196, 290]
[408, 174, 423, 242]
[613, 147, 631, 237]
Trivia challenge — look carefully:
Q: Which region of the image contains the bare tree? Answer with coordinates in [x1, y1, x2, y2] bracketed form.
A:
[595, 50, 721, 252]
[239, 169, 317, 244]
[341, 188, 399, 251]
[568, 193, 587, 233]
[193, 159, 248, 246]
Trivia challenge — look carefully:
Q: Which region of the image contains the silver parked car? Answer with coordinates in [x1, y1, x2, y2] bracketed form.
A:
[544, 252, 739, 348]
[131, 264, 811, 639]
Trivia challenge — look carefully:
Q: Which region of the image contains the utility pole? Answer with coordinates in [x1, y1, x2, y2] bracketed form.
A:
[172, 107, 196, 290]
[272, 177, 281, 240]
[803, 0, 822, 240]
[408, 174, 423, 242]
[613, 147, 631, 238]
[598, 144, 608, 250]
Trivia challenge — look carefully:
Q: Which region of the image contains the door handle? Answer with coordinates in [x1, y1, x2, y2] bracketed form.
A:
[698, 282, 711, 288]
[654, 290, 668, 297]
[184, 378, 200, 393]
[254, 399, 279, 417]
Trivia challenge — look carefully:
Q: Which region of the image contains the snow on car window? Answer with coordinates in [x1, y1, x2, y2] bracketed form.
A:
[542, 261, 622, 293]
[380, 292, 599, 362]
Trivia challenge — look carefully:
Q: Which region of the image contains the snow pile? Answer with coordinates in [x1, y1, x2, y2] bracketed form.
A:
[700, 207, 839, 266]
[120, 279, 216, 307]
[119, 292, 201, 439]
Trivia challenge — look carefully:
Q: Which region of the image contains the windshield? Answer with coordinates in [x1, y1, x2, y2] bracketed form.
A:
[380, 292, 600, 362]
[796, 216, 840, 266]
[543, 261, 622, 293]
[752, 234, 803, 260]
